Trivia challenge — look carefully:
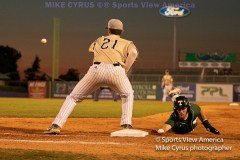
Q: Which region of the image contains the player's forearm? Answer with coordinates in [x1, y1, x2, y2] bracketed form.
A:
[198, 110, 220, 134]
[202, 119, 220, 134]
[198, 110, 207, 122]
[124, 49, 138, 73]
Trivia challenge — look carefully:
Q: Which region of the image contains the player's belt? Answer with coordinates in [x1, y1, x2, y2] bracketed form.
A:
[93, 62, 121, 66]
[93, 62, 101, 65]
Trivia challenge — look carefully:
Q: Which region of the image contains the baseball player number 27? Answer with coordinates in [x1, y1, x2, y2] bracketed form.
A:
[101, 38, 118, 49]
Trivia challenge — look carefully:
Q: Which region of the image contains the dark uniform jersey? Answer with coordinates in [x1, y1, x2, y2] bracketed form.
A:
[165, 103, 201, 134]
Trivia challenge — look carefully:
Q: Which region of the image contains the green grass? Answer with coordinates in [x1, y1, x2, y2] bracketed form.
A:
[1, 149, 238, 160]
[0, 98, 172, 118]
[0, 148, 158, 160]
[0, 149, 98, 160]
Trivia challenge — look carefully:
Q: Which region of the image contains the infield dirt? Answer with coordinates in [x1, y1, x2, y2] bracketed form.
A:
[0, 103, 239, 159]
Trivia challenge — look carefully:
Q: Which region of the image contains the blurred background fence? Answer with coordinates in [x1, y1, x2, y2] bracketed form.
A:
[1, 73, 240, 101]
[128, 74, 240, 83]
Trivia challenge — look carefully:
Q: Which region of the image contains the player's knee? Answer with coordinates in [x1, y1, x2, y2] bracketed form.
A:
[67, 94, 84, 102]
[120, 91, 134, 99]
[66, 95, 77, 103]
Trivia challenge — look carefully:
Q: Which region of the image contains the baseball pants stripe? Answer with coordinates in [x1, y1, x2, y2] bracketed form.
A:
[52, 64, 134, 128]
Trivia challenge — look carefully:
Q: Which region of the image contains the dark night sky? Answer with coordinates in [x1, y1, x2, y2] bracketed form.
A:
[0, 0, 240, 78]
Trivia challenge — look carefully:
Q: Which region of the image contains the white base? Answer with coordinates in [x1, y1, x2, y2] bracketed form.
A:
[229, 103, 239, 106]
[110, 129, 149, 137]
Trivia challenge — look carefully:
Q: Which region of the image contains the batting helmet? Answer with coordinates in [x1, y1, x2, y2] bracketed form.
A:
[173, 96, 190, 111]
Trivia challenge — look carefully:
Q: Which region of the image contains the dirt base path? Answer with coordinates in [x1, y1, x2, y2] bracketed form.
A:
[0, 103, 239, 159]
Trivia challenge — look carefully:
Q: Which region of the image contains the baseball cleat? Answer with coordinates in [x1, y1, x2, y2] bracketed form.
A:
[168, 87, 181, 98]
[44, 124, 61, 135]
[121, 124, 133, 129]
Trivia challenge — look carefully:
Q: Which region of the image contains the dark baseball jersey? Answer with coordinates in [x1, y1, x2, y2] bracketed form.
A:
[165, 103, 201, 134]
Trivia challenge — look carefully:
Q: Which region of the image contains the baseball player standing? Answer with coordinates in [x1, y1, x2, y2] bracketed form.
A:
[44, 19, 139, 134]
[161, 70, 173, 102]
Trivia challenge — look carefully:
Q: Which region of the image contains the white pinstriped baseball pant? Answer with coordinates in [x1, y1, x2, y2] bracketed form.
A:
[162, 84, 173, 102]
[53, 63, 134, 128]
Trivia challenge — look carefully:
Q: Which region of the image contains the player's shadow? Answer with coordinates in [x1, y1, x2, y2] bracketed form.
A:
[0, 126, 111, 136]
[0, 126, 42, 134]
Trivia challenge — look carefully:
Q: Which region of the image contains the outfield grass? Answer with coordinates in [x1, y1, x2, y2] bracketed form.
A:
[0, 148, 158, 160]
[0, 148, 237, 160]
[0, 98, 172, 118]
[0, 149, 99, 160]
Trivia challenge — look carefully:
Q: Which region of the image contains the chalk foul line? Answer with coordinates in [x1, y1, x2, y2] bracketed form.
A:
[0, 139, 134, 146]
